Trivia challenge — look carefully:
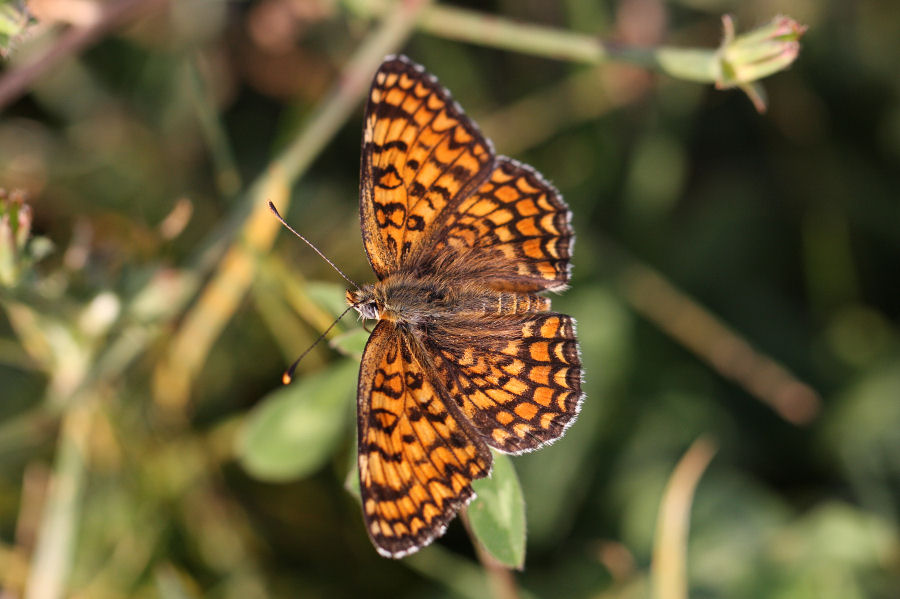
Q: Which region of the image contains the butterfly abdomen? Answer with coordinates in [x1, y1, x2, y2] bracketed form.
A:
[372, 275, 551, 323]
[488, 291, 550, 315]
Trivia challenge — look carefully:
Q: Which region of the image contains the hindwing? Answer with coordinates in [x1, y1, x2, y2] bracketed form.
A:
[428, 313, 583, 454]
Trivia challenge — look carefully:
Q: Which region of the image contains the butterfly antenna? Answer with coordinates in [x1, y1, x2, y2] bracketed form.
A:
[282, 303, 358, 384]
[268, 201, 360, 290]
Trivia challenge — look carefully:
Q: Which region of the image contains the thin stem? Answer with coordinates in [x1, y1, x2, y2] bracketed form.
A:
[460, 508, 520, 599]
[0, 0, 168, 112]
[184, 53, 242, 199]
[615, 255, 821, 425]
[417, 4, 610, 64]
[651, 437, 717, 599]
[24, 399, 94, 599]
[348, 0, 663, 68]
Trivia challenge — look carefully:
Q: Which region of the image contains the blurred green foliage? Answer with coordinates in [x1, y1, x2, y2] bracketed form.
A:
[1, 1, 899, 598]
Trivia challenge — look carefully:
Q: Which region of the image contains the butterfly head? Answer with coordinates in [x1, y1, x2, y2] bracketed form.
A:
[347, 286, 380, 321]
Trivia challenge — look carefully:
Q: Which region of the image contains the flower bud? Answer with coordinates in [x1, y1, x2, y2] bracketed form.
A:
[0, 189, 32, 286]
[716, 15, 807, 111]
[0, 0, 31, 58]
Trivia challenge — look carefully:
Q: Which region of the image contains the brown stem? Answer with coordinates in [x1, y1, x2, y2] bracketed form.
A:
[0, 0, 169, 112]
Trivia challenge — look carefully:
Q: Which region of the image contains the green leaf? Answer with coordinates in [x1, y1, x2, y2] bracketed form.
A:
[154, 564, 198, 599]
[306, 281, 351, 317]
[468, 451, 526, 568]
[236, 359, 357, 482]
[329, 327, 370, 359]
[343, 454, 361, 501]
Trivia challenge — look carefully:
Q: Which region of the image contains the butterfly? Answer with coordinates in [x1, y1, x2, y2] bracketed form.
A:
[346, 55, 583, 558]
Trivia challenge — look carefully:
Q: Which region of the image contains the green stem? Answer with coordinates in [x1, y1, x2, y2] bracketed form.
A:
[278, 0, 433, 179]
[346, 0, 609, 63]
[24, 400, 93, 599]
[417, 4, 608, 63]
[347, 1, 803, 100]
[347, 1, 715, 78]
[185, 53, 243, 200]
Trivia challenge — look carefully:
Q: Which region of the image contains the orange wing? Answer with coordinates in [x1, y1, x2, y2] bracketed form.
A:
[357, 320, 492, 558]
[429, 313, 583, 454]
[359, 55, 495, 279]
[428, 157, 574, 293]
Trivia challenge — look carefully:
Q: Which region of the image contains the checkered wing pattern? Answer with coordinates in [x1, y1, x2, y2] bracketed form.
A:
[345, 55, 584, 560]
[360, 56, 495, 279]
[357, 320, 492, 558]
[429, 157, 574, 293]
[429, 313, 583, 454]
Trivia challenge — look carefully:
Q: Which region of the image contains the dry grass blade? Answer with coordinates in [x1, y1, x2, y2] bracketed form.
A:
[24, 399, 95, 599]
[651, 436, 718, 599]
[152, 170, 291, 415]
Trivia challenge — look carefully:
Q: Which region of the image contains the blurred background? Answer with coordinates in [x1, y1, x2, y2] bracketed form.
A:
[1, 0, 899, 597]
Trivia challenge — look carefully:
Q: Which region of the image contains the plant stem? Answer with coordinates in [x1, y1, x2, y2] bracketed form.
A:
[0, 0, 168, 112]
[347, 0, 704, 73]
[651, 437, 717, 599]
[24, 399, 94, 599]
[184, 53, 242, 199]
[460, 508, 520, 599]
[616, 258, 821, 425]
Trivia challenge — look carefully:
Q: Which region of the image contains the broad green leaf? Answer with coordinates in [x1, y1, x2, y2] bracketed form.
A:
[306, 280, 351, 317]
[468, 451, 526, 568]
[329, 327, 370, 359]
[344, 449, 526, 568]
[236, 359, 357, 482]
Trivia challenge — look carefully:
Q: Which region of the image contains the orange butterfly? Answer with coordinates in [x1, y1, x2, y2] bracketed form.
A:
[346, 55, 584, 558]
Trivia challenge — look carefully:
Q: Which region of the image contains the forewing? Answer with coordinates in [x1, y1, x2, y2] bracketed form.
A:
[430, 313, 583, 454]
[428, 157, 574, 292]
[360, 55, 495, 278]
[357, 320, 492, 558]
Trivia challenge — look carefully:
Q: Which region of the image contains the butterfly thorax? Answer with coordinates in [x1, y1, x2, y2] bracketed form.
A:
[347, 273, 551, 327]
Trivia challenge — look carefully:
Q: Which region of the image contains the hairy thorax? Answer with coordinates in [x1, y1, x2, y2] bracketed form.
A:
[346, 272, 550, 328]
